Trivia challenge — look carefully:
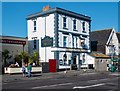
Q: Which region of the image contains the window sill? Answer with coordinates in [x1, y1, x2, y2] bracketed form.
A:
[63, 27, 68, 30]
[82, 31, 86, 33]
[73, 29, 78, 31]
[33, 31, 36, 33]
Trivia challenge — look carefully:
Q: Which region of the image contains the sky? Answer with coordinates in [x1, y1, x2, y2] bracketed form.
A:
[2, 2, 118, 37]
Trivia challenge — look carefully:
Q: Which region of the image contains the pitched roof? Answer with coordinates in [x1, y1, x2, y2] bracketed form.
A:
[90, 28, 113, 45]
[116, 32, 120, 43]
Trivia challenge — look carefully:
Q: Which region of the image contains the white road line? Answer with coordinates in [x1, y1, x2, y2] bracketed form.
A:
[87, 80, 98, 82]
[58, 83, 73, 86]
[80, 73, 96, 75]
[32, 82, 73, 89]
[87, 78, 108, 82]
[73, 83, 105, 89]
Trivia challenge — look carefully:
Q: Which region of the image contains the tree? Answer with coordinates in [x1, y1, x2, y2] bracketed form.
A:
[33, 51, 39, 66]
[28, 51, 40, 66]
[2, 49, 12, 67]
[19, 52, 29, 66]
[14, 52, 29, 67]
[14, 54, 22, 67]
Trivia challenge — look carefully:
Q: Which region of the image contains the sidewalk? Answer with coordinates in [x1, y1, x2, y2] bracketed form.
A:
[2, 70, 119, 83]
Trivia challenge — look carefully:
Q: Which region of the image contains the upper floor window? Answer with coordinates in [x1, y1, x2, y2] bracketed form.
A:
[82, 21, 86, 32]
[76, 37, 78, 48]
[72, 37, 74, 48]
[63, 17, 67, 29]
[73, 19, 77, 30]
[33, 39, 37, 49]
[63, 36, 67, 47]
[33, 20, 36, 32]
[32, 37, 37, 49]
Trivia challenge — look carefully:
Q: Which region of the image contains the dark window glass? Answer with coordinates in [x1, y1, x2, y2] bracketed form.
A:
[34, 27, 36, 31]
[33, 20, 36, 31]
[73, 37, 74, 48]
[73, 19, 76, 30]
[63, 17, 67, 28]
[34, 21, 36, 26]
[82, 21, 85, 31]
[34, 40, 37, 49]
[63, 36, 67, 47]
[76, 37, 78, 47]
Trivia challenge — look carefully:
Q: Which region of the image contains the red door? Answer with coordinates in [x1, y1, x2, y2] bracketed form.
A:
[49, 59, 56, 72]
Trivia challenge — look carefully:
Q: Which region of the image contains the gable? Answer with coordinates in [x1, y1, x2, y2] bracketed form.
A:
[90, 28, 113, 45]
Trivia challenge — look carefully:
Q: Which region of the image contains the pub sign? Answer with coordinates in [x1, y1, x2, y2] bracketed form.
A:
[41, 36, 53, 47]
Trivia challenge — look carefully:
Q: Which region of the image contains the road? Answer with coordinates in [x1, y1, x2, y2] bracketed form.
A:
[2, 72, 120, 91]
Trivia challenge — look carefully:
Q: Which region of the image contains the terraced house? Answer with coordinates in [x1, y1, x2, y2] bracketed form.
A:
[27, 6, 91, 70]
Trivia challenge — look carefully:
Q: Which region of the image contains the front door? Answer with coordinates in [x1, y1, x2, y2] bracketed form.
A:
[73, 56, 76, 64]
[49, 59, 56, 72]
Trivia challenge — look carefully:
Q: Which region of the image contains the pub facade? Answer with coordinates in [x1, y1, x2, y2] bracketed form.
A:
[27, 6, 91, 70]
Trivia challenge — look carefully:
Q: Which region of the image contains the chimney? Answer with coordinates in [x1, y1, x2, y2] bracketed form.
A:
[42, 5, 50, 11]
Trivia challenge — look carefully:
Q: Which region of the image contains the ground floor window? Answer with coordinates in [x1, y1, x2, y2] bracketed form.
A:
[68, 60, 71, 65]
[88, 64, 94, 69]
[59, 59, 63, 65]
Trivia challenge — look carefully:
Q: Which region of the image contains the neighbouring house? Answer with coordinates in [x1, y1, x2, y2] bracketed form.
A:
[116, 32, 120, 56]
[85, 52, 111, 71]
[27, 6, 91, 70]
[0, 35, 28, 66]
[90, 28, 119, 57]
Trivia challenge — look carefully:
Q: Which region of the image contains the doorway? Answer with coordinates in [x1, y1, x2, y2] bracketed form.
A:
[73, 55, 76, 64]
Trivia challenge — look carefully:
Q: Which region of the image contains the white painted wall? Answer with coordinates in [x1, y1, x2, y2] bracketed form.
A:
[106, 29, 119, 56]
[28, 14, 54, 62]
[81, 53, 95, 68]
[28, 12, 90, 69]
[58, 14, 90, 49]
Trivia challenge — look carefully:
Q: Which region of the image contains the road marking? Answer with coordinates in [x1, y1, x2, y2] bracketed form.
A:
[80, 73, 96, 75]
[58, 83, 73, 86]
[87, 80, 98, 82]
[87, 78, 108, 82]
[73, 83, 105, 89]
[32, 82, 73, 89]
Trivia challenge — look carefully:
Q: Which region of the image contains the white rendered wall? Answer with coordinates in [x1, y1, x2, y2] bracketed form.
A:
[58, 14, 90, 49]
[106, 29, 119, 56]
[28, 14, 54, 62]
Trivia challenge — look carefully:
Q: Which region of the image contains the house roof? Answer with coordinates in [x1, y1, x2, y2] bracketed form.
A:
[90, 28, 113, 45]
[116, 32, 120, 43]
[90, 52, 110, 59]
[27, 7, 91, 21]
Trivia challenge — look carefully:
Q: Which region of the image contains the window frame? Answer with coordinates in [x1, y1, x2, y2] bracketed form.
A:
[82, 21, 86, 33]
[63, 36, 67, 47]
[63, 16, 68, 29]
[33, 19, 37, 32]
[73, 19, 77, 31]
[33, 39, 37, 50]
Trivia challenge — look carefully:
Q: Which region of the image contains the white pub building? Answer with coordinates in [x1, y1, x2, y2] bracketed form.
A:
[27, 6, 91, 70]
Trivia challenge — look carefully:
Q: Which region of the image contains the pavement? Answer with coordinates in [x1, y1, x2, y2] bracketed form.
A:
[2, 69, 120, 83]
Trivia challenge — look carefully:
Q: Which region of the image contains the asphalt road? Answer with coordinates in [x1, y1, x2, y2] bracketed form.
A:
[2, 72, 120, 91]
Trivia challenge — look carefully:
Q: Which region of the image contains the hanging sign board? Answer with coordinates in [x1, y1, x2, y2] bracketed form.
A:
[41, 36, 53, 47]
